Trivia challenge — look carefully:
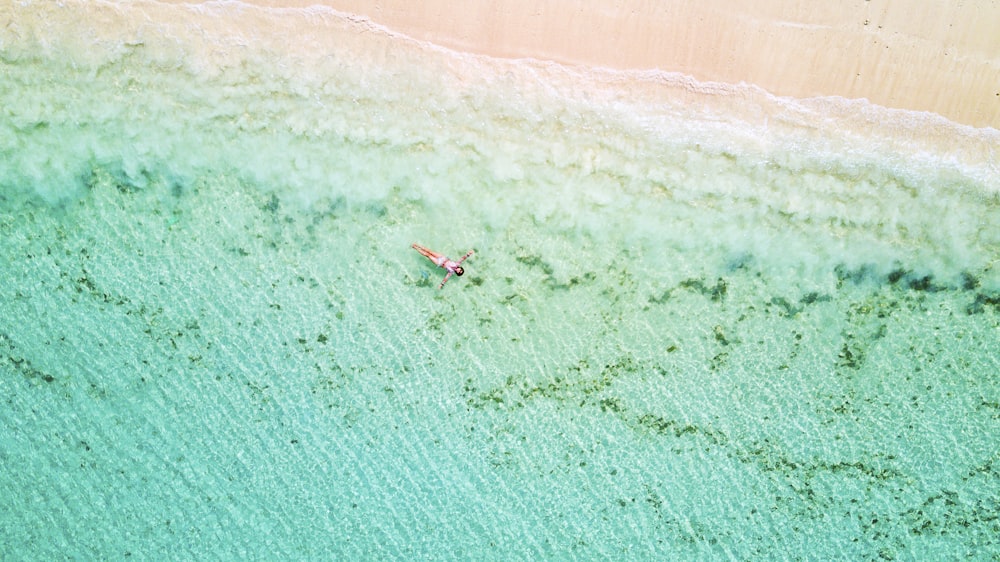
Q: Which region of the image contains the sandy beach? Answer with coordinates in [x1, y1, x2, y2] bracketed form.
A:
[202, 0, 998, 129]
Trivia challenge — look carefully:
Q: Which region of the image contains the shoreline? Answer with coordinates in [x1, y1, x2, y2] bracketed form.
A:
[5, 0, 998, 194]
[184, 0, 1000, 130]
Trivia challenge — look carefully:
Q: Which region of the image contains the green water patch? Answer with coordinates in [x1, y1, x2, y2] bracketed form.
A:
[456, 242, 998, 556]
[2, 145, 998, 561]
[2, 1, 998, 557]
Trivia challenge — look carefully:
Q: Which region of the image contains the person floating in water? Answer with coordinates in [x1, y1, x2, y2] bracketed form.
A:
[411, 244, 474, 289]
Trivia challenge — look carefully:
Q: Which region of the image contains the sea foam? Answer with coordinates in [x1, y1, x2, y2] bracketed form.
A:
[2, 1, 996, 285]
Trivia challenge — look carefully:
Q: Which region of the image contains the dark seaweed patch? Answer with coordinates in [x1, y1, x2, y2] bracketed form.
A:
[464, 355, 653, 411]
[769, 296, 802, 317]
[647, 288, 673, 305]
[712, 325, 731, 346]
[835, 263, 880, 286]
[679, 277, 727, 301]
[837, 263, 972, 294]
[907, 275, 943, 293]
[737, 439, 906, 525]
[0, 332, 56, 384]
[515, 253, 554, 275]
[513, 252, 595, 290]
[887, 268, 908, 285]
[263, 194, 280, 214]
[837, 341, 865, 370]
[966, 292, 1000, 315]
[366, 202, 387, 218]
[599, 397, 625, 413]
[85, 163, 156, 194]
[635, 414, 728, 445]
[544, 271, 596, 290]
[72, 267, 131, 306]
[800, 292, 831, 305]
[894, 490, 998, 541]
[960, 272, 980, 291]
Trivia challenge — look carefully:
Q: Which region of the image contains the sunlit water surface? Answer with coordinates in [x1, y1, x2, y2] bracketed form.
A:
[1, 2, 998, 559]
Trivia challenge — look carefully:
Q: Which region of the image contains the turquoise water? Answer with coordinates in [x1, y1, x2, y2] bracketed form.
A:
[2, 1, 999, 559]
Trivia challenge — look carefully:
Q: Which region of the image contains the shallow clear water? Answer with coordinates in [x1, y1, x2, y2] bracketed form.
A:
[2, 2, 999, 559]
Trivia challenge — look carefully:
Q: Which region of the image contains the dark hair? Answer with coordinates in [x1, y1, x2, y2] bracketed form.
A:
[455, 267, 464, 276]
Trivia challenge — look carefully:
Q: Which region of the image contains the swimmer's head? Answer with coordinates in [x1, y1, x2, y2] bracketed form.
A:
[455, 267, 464, 276]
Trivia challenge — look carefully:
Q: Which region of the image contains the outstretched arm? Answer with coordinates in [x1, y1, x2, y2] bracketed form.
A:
[457, 250, 474, 264]
[438, 271, 453, 289]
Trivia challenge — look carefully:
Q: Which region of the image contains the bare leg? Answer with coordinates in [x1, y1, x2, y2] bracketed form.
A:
[411, 243, 442, 262]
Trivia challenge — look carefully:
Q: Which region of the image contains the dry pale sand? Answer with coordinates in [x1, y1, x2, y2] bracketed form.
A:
[211, 0, 999, 129]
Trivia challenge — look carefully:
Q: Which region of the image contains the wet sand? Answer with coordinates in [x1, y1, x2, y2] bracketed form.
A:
[206, 0, 1000, 129]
